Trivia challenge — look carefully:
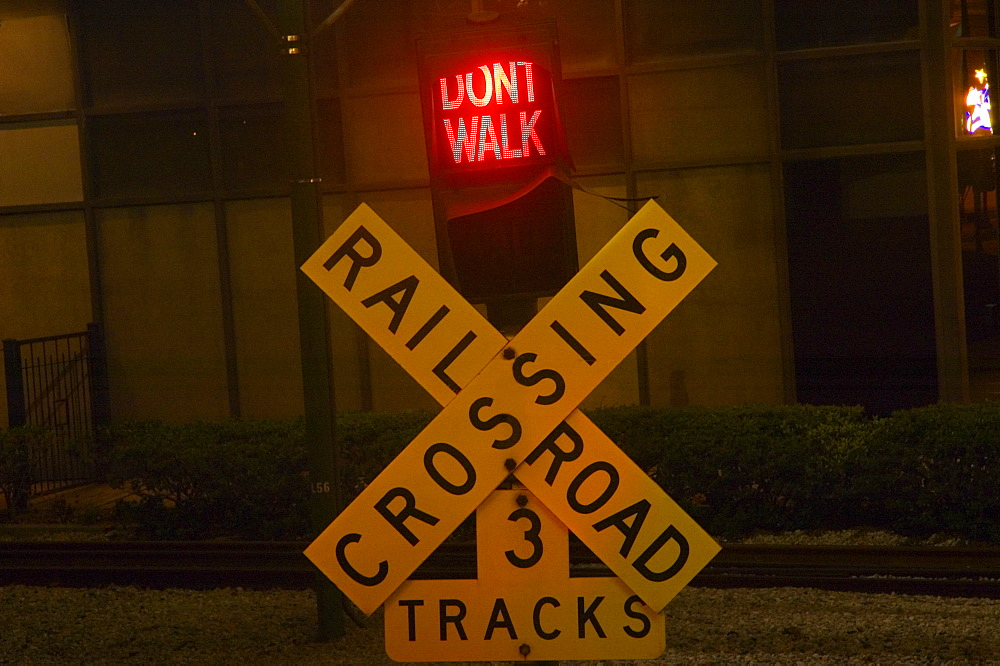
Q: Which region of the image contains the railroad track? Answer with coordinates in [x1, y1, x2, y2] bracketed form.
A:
[2, 541, 1000, 598]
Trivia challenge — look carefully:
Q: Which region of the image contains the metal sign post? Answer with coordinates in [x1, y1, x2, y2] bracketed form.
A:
[279, 0, 343, 641]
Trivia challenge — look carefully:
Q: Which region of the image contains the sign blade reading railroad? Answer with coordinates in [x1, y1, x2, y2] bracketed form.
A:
[302, 201, 720, 627]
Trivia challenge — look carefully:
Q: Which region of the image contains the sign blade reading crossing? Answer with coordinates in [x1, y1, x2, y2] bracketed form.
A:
[303, 201, 718, 616]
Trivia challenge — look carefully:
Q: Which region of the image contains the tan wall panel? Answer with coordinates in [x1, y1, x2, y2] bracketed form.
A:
[0, 12, 75, 115]
[225, 198, 304, 419]
[322, 194, 368, 412]
[0, 210, 92, 428]
[358, 189, 439, 413]
[572, 175, 640, 409]
[98, 204, 229, 422]
[363, 189, 438, 270]
[342, 94, 429, 186]
[0, 121, 83, 207]
[628, 65, 769, 167]
[550, 1, 619, 76]
[637, 165, 786, 406]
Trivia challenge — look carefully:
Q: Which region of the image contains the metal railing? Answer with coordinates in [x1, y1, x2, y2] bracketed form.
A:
[3, 324, 110, 495]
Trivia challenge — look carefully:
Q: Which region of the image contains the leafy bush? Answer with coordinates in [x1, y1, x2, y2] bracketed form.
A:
[100, 412, 435, 539]
[336, 410, 433, 501]
[96, 403, 1000, 542]
[0, 426, 52, 515]
[102, 419, 310, 539]
[588, 404, 871, 537]
[846, 403, 1000, 540]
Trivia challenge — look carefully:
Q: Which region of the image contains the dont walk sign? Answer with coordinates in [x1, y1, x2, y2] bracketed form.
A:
[301, 200, 720, 661]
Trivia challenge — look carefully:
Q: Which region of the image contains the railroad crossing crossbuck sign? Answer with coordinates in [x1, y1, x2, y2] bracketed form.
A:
[302, 200, 721, 661]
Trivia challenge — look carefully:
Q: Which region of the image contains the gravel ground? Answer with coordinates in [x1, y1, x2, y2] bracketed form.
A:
[2, 584, 998, 664]
[1, 525, 995, 663]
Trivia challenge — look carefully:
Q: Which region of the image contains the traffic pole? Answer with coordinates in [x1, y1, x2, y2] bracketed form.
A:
[279, 0, 345, 641]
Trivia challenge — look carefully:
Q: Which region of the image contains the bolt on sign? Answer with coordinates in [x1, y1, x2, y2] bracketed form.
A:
[301, 200, 720, 661]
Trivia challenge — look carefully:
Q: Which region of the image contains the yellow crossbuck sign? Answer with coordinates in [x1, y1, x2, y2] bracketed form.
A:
[302, 201, 720, 622]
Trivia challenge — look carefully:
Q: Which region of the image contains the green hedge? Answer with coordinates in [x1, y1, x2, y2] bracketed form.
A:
[846, 403, 1000, 541]
[100, 419, 310, 539]
[93, 403, 1000, 541]
[0, 426, 52, 515]
[588, 404, 872, 537]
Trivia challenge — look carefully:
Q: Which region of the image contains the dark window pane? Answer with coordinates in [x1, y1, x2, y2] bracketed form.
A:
[958, 148, 1000, 338]
[775, 0, 918, 50]
[316, 98, 346, 186]
[951, 0, 1000, 39]
[624, 0, 762, 64]
[560, 76, 623, 171]
[209, 0, 283, 100]
[779, 52, 923, 150]
[958, 145, 1000, 400]
[88, 111, 212, 199]
[220, 104, 286, 192]
[311, 32, 340, 99]
[335, 0, 416, 90]
[309, 0, 341, 97]
[448, 0, 619, 75]
[784, 154, 936, 415]
[545, 0, 618, 74]
[80, 0, 205, 107]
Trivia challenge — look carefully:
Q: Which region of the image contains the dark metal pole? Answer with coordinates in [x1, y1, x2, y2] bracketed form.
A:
[3, 339, 26, 429]
[279, 0, 345, 641]
[86, 323, 111, 432]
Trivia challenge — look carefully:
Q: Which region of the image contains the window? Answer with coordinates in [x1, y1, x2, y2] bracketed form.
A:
[88, 111, 212, 200]
[79, 0, 204, 107]
[209, 0, 283, 101]
[624, 0, 762, 64]
[779, 52, 924, 150]
[0, 120, 82, 206]
[559, 76, 623, 172]
[220, 104, 286, 192]
[0, 9, 75, 115]
[316, 98, 347, 186]
[629, 65, 769, 166]
[774, 0, 918, 51]
[954, 49, 997, 138]
[784, 154, 936, 414]
[951, 0, 1000, 39]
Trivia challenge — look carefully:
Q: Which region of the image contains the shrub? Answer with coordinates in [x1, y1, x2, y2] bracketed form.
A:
[0, 426, 52, 515]
[336, 410, 433, 501]
[102, 419, 310, 539]
[589, 404, 871, 537]
[848, 403, 1000, 540]
[95, 403, 1000, 542]
[100, 412, 435, 539]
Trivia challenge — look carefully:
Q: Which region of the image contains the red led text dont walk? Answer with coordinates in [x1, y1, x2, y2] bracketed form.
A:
[438, 61, 546, 164]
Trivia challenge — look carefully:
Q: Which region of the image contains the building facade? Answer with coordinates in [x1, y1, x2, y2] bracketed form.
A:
[1, 0, 997, 425]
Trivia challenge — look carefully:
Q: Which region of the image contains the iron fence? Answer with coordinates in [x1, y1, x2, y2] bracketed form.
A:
[3, 324, 110, 495]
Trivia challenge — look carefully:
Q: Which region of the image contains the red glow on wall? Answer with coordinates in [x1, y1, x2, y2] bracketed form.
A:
[433, 60, 553, 169]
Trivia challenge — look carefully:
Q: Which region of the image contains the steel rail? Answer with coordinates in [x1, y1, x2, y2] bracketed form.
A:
[2, 541, 1000, 598]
